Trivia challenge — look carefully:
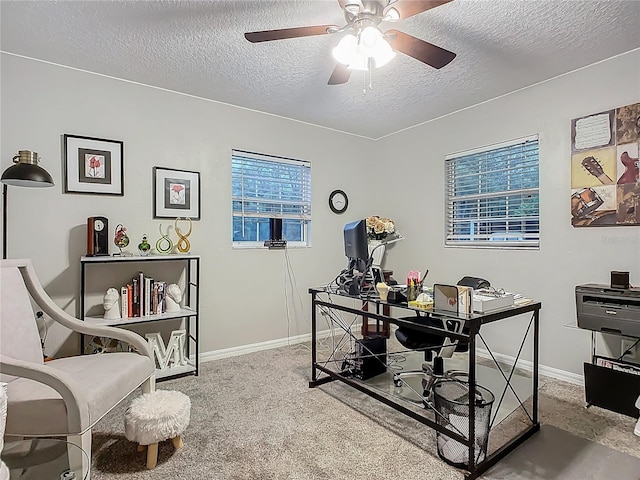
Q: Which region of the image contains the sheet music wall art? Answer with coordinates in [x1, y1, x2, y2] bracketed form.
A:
[570, 102, 640, 226]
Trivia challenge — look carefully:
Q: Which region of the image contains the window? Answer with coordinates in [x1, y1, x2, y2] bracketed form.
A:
[232, 150, 311, 247]
[445, 135, 539, 249]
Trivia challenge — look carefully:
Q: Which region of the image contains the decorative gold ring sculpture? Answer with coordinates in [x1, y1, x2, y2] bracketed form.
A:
[174, 217, 192, 253]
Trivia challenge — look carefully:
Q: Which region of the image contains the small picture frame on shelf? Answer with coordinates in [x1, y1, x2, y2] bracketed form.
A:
[63, 134, 124, 195]
[153, 166, 201, 220]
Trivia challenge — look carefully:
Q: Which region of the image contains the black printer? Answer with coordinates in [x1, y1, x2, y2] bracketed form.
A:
[575, 284, 640, 338]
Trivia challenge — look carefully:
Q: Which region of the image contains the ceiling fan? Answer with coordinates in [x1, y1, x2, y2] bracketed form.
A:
[244, 0, 456, 86]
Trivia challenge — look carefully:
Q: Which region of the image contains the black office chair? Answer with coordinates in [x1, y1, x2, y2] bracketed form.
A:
[393, 315, 467, 400]
[392, 278, 483, 403]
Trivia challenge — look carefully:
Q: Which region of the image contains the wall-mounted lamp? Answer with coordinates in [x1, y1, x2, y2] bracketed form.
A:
[1, 150, 55, 259]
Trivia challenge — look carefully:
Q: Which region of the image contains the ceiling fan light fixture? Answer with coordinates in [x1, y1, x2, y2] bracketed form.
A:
[385, 7, 400, 21]
[332, 33, 358, 65]
[347, 51, 369, 71]
[373, 41, 396, 68]
[358, 26, 383, 56]
[344, 3, 361, 15]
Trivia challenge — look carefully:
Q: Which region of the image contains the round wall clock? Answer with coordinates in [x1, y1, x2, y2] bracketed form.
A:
[329, 189, 348, 214]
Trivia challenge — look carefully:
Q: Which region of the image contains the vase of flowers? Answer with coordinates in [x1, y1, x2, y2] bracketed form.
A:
[366, 216, 396, 242]
[366, 216, 401, 269]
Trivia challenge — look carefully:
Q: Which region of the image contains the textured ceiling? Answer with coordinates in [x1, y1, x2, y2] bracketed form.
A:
[1, 0, 639, 139]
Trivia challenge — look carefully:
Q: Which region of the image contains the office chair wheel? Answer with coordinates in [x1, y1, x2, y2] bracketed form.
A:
[393, 377, 403, 388]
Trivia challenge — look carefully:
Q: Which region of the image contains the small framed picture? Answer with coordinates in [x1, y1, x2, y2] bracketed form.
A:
[153, 167, 201, 219]
[64, 134, 124, 195]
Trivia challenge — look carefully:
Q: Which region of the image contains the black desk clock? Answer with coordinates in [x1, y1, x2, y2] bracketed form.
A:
[87, 216, 109, 256]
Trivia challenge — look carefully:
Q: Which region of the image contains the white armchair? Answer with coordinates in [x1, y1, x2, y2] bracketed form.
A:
[0, 259, 155, 478]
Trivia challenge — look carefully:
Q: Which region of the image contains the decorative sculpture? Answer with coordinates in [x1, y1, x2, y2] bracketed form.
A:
[155, 224, 174, 254]
[114, 224, 131, 256]
[103, 287, 121, 319]
[145, 330, 188, 370]
[165, 283, 183, 312]
[138, 234, 151, 256]
[174, 217, 192, 253]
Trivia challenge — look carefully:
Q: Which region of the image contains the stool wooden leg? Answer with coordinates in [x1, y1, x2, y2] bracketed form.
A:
[147, 443, 158, 469]
[137, 444, 147, 452]
[171, 436, 184, 449]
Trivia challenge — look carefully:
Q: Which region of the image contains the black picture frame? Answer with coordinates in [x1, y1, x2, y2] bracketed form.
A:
[63, 134, 124, 195]
[153, 166, 201, 220]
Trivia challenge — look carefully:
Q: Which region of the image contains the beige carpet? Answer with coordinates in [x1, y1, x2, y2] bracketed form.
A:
[89, 343, 640, 479]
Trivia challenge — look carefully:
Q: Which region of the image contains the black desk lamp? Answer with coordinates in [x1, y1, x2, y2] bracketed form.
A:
[1, 150, 54, 259]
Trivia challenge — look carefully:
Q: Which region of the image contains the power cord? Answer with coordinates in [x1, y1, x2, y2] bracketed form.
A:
[617, 338, 640, 361]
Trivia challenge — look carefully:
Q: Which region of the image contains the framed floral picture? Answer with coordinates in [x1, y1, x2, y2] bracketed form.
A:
[153, 167, 201, 219]
[63, 134, 124, 195]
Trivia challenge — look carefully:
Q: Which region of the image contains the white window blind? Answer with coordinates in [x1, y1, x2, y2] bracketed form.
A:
[232, 149, 311, 245]
[445, 135, 540, 249]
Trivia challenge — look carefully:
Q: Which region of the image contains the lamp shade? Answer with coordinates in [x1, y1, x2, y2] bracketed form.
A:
[1, 150, 54, 188]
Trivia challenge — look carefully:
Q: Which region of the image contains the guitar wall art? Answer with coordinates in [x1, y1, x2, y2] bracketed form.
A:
[570, 102, 640, 227]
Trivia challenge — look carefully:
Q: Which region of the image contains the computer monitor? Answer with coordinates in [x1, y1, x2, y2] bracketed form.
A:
[343, 219, 369, 273]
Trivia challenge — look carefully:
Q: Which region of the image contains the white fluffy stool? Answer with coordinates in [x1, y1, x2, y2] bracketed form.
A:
[124, 390, 191, 469]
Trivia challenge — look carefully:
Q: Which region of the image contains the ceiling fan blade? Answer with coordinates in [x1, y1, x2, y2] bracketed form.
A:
[245, 25, 338, 43]
[384, 0, 453, 20]
[386, 30, 456, 69]
[328, 63, 351, 85]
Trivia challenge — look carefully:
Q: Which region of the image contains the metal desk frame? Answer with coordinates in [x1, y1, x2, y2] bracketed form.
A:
[309, 287, 541, 480]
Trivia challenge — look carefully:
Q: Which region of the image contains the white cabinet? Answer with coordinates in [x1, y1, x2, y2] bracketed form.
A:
[80, 254, 200, 380]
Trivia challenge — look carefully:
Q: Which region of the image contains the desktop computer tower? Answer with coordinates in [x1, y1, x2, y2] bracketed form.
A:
[354, 335, 387, 380]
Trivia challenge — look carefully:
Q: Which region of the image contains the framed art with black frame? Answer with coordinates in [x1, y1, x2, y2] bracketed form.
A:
[63, 134, 124, 195]
[153, 166, 201, 220]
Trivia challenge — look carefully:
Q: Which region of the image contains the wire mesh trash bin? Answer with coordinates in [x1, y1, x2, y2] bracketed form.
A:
[433, 380, 495, 469]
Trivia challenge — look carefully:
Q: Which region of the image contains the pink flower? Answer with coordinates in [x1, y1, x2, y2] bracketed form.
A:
[88, 156, 102, 169]
[172, 184, 185, 193]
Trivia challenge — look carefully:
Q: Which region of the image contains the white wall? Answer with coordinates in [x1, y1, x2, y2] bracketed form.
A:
[376, 49, 640, 376]
[0, 53, 380, 356]
[3, 50, 639, 377]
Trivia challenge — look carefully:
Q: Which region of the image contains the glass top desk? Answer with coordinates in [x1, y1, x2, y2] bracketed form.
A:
[308, 286, 542, 480]
[1, 438, 89, 480]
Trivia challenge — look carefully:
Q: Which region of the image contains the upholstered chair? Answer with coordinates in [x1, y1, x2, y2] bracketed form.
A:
[0, 259, 155, 478]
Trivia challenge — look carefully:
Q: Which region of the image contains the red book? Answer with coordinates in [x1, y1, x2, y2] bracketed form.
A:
[127, 284, 133, 318]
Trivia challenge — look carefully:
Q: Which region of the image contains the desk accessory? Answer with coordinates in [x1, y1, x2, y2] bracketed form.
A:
[376, 282, 390, 301]
[87, 216, 109, 256]
[386, 286, 407, 304]
[433, 284, 459, 313]
[472, 290, 514, 313]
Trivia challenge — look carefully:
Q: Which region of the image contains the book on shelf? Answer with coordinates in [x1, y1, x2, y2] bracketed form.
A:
[113, 274, 170, 319]
[144, 277, 153, 316]
[120, 286, 128, 318]
[138, 271, 144, 316]
[132, 278, 139, 317]
[127, 284, 133, 317]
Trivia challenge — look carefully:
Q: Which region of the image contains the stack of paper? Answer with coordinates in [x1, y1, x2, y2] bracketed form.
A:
[472, 292, 515, 313]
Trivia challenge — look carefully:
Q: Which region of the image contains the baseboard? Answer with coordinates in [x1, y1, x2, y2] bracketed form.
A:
[200, 327, 346, 363]
[199, 333, 584, 386]
[476, 349, 584, 386]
